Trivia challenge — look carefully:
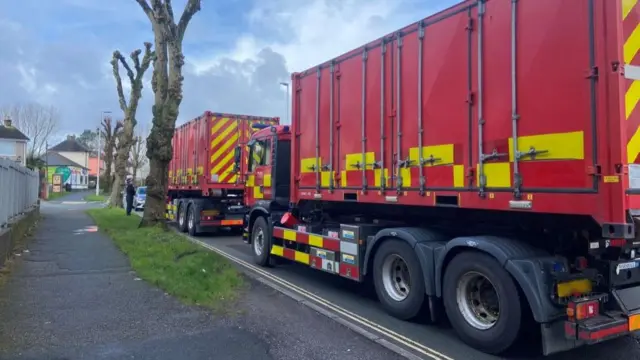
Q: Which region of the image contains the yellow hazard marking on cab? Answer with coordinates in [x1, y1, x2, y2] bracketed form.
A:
[624, 0, 639, 20]
[626, 0, 640, 163]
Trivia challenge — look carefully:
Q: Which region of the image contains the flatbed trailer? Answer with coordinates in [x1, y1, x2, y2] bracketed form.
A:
[166, 111, 279, 235]
[241, 0, 640, 356]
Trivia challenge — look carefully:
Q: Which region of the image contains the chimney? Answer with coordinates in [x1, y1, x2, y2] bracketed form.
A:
[67, 135, 75, 141]
[3, 116, 11, 127]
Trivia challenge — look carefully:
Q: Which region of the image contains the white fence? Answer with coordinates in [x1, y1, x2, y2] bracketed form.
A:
[0, 157, 39, 228]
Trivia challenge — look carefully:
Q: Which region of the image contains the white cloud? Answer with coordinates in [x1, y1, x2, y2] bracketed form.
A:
[192, 0, 451, 75]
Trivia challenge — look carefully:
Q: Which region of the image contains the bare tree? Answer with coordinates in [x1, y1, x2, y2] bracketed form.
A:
[108, 42, 155, 208]
[101, 116, 123, 193]
[0, 102, 59, 157]
[130, 125, 148, 182]
[135, 0, 202, 227]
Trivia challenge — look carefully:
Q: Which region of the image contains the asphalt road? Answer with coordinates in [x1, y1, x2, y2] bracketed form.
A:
[0, 202, 403, 360]
[192, 230, 640, 360]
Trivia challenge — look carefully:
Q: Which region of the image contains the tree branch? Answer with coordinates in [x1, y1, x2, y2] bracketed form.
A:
[177, 0, 201, 42]
[134, 0, 155, 22]
[114, 51, 135, 83]
[136, 42, 155, 81]
[150, 0, 177, 40]
[110, 54, 128, 113]
[131, 49, 142, 74]
[164, 0, 175, 23]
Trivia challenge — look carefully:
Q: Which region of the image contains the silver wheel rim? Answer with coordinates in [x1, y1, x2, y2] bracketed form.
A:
[253, 228, 264, 256]
[179, 208, 185, 227]
[381, 254, 411, 302]
[456, 271, 500, 330]
[188, 209, 194, 230]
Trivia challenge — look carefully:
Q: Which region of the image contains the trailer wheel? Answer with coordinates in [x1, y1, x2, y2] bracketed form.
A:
[177, 203, 188, 233]
[443, 251, 521, 354]
[251, 216, 272, 267]
[373, 239, 426, 320]
[187, 205, 197, 236]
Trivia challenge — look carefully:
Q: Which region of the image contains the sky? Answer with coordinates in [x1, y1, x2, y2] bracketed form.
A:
[0, 0, 457, 138]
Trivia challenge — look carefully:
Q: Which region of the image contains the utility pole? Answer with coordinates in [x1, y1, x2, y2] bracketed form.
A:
[96, 125, 101, 196]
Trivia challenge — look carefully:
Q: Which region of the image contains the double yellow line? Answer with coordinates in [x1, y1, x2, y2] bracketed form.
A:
[187, 236, 454, 360]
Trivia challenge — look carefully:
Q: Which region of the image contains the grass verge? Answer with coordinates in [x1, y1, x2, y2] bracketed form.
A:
[83, 194, 106, 202]
[86, 207, 244, 311]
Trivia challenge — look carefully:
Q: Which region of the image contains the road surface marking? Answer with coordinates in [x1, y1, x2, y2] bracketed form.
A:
[187, 236, 455, 360]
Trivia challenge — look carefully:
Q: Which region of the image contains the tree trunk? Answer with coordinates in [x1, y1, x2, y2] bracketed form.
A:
[103, 150, 113, 192]
[140, 157, 168, 228]
[137, 0, 201, 228]
[109, 120, 135, 208]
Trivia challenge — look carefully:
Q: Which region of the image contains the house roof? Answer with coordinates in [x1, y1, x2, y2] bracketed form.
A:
[42, 152, 88, 169]
[49, 135, 90, 153]
[0, 124, 29, 141]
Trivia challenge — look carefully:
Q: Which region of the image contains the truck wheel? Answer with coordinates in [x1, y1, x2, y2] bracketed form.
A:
[177, 203, 187, 233]
[187, 205, 197, 236]
[442, 251, 522, 354]
[373, 239, 426, 320]
[251, 216, 272, 267]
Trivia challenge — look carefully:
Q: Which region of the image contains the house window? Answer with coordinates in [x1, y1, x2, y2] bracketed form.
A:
[0, 140, 14, 156]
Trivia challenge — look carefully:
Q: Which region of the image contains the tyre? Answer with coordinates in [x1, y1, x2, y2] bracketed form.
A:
[442, 251, 522, 355]
[251, 216, 272, 267]
[373, 239, 426, 320]
[177, 203, 187, 233]
[187, 205, 197, 236]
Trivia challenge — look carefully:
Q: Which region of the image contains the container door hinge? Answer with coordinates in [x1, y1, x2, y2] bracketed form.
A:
[466, 92, 475, 105]
[466, 18, 474, 32]
[587, 165, 602, 177]
[586, 66, 599, 80]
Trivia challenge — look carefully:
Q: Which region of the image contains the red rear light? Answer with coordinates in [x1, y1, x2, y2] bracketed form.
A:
[609, 239, 626, 247]
[567, 299, 600, 321]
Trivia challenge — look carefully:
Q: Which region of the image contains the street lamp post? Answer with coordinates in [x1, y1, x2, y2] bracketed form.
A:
[279, 82, 290, 124]
[96, 110, 111, 196]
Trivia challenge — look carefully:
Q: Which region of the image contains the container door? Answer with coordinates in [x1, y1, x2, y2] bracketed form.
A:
[208, 115, 241, 184]
[476, 0, 597, 194]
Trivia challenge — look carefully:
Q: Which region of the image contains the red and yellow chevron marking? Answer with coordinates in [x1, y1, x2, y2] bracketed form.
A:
[270, 245, 309, 264]
[210, 117, 240, 183]
[272, 227, 342, 252]
[624, 0, 640, 163]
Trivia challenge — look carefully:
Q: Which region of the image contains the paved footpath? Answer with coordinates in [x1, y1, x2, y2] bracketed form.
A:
[0, 202, 402, 360]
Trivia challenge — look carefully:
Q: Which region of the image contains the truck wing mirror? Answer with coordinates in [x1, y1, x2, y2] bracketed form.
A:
[233, 145, 242, 172]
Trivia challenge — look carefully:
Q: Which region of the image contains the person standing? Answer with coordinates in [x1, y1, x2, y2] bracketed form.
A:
[125, 176, 135, 216]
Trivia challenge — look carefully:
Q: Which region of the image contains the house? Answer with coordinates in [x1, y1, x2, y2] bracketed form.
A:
[42, 151, 89, 190]
[49, 135, 90, 169]
[88, 156, 104, 177]
[0, 116, 29, 166]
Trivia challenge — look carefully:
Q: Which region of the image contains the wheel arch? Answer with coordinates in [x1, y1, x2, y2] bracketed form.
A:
[435, 236, 560, 323]
[363, 227, 447, 296]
